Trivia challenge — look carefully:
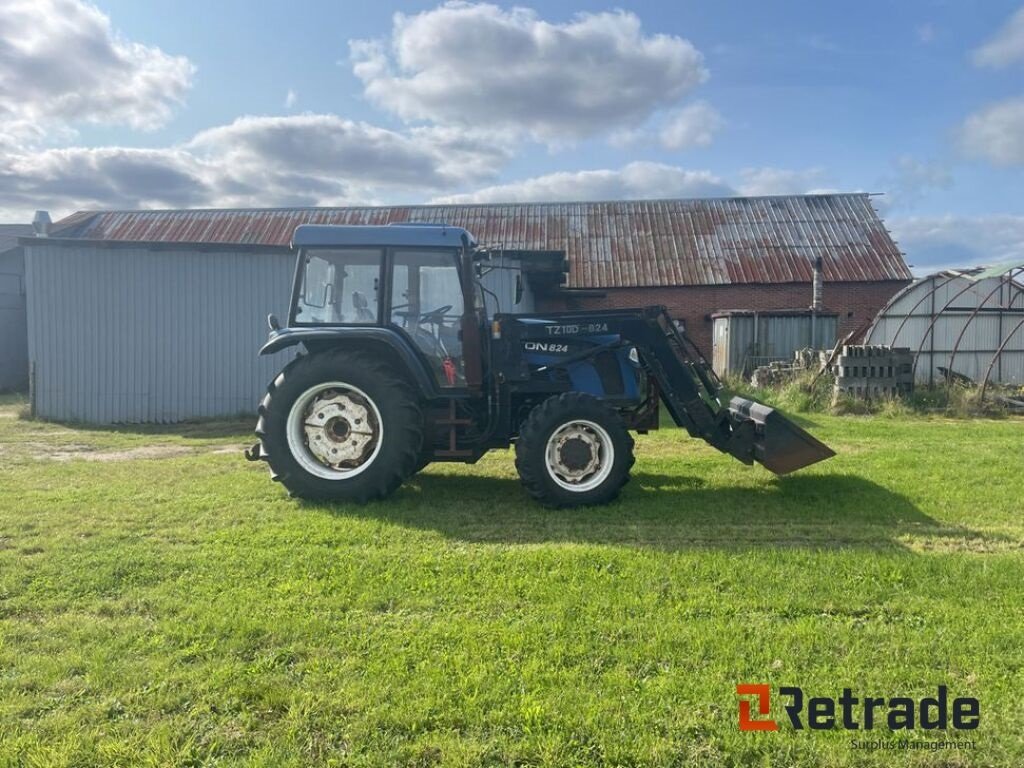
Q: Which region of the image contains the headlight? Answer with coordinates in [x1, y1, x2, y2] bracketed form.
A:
[628, 346, 640, 365]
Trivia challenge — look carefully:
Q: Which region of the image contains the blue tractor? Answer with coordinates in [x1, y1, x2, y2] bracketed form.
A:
[247, 224, 834, 506]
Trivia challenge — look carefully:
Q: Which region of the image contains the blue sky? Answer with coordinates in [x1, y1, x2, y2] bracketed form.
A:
[1, 1, 1023, 271]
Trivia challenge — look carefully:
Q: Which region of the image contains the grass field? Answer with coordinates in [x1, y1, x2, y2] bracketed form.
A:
[0, 393, 1021, 767]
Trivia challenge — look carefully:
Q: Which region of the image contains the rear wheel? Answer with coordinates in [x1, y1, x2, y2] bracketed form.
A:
[515, 393, 634, 507]
[254, 349, 422, 501]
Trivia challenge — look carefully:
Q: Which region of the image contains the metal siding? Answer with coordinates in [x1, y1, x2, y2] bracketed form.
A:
[0, 247, 28, 391]
[50, 194, 911, 289]
[758, 315, 838, 360]
[25, 243, 294, 423]
[729, 315, 754, 374]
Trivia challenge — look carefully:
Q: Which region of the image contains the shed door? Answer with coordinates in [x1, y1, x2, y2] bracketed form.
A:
[712, 318, 729, 375]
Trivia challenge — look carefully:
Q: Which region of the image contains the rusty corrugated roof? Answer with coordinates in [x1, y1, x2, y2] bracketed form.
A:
[48, 194, 911, 287]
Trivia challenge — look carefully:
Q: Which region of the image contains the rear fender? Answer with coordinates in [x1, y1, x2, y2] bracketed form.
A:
[260, 327, 440, 399]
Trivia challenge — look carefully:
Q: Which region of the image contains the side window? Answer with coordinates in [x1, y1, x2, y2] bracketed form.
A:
[295, 248, 381, 324]
[391, 250, 465, 386]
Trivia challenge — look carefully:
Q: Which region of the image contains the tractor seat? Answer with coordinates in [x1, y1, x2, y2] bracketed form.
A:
[352, 291, 375, 322]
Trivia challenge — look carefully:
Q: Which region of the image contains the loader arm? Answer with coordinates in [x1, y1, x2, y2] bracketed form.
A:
[497, 306, 834, 475]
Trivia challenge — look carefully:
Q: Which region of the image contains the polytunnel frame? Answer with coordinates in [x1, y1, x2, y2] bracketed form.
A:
[868, 262, 1024, 397]
[947, 265, 1024, 392]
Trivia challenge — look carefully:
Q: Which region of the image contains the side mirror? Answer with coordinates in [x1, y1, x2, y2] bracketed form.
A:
[514, 274, 524, 305]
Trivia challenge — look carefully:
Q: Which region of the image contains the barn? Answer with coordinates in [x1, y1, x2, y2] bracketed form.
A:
[22, 194, 910, 423]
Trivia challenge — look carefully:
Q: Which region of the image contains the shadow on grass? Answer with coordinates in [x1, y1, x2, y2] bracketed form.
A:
[304, 471, 1005, 552]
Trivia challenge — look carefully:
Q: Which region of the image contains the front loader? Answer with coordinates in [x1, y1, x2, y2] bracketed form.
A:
[247, 224, 834, 506]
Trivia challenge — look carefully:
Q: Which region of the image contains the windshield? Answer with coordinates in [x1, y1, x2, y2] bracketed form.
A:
[294, 248, 382, 324]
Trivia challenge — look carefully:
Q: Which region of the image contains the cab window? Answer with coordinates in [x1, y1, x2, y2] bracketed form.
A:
[295, 248, 381, 324]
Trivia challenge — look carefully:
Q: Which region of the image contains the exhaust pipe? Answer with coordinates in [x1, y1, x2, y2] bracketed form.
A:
[727, 396, 835, 474]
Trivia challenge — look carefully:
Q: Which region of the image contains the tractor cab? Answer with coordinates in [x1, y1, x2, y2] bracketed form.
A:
[288, 224, 478, 389]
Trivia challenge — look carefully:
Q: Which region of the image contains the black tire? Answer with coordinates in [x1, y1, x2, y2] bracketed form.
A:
[253, 348, 422, 501]
[515, 393, 634, 507]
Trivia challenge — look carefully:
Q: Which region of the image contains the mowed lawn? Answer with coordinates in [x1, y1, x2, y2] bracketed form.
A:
[0, 395, 1021, 767]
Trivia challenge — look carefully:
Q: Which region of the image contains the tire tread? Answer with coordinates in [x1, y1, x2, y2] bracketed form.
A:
[254, 348, 422, 502]
[515, 392, 634, 507]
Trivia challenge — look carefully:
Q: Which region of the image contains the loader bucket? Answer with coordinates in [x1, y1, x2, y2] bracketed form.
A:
[727, 396, 835, 475]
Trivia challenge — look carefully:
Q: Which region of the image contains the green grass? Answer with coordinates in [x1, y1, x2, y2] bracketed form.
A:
[0, 396, 1022, 766]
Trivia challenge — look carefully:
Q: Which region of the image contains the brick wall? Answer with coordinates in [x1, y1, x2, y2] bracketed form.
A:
[544, 280, 909, 359]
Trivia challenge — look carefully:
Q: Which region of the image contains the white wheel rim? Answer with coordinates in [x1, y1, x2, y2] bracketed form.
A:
[286, 381, 384, 480]
[544, 419, 615, 492]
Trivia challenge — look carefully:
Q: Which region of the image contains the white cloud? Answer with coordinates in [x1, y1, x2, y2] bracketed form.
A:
[736, 167, 831, 197]
[961, 97, 1024, 166]
[0, 114, 513, 219]
[888, 214, 1024, 273]
[659, 102, 724, 150]
[189, 114, 506, 189]
[432, 162, 735, 204]
[973, 7, 1024, 68]
[879, 156, 952, 209]
[0, 146, 212, 214]
[916, 22, 936, 44]
[350, 3, 708, 142]
[0, 0, 194, 144]
[284, 89, 298, 109]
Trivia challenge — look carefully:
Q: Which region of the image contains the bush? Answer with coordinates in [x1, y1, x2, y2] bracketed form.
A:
[721, 370, 1011, 419]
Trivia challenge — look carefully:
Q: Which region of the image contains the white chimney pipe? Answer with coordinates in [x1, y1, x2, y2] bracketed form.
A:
[811, 255, 824, 311]
[32, 210, 52, 237]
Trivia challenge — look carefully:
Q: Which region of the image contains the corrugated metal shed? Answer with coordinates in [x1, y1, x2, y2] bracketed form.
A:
[865, 265, 1024, 386]
[24, 243, 297, 422]
[50, 194, 911, 289]
[0, 224, 32, 391]
[711, 310, 838, 376]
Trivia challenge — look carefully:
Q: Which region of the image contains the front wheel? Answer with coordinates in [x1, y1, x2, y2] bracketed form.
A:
[515, 393, 635, 507]
[254, 349, 422, 501]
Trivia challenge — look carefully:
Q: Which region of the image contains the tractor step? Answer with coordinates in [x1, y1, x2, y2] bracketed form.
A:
[433, 449, 476, 459]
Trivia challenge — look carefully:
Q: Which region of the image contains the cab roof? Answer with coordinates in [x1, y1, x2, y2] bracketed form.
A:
[292, 224, 476, 250]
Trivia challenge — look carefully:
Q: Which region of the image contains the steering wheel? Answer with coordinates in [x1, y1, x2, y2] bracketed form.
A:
[420, 304, 453, 324]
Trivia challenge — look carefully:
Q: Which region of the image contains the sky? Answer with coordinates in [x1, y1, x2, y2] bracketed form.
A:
[0, 0, 1022, 273]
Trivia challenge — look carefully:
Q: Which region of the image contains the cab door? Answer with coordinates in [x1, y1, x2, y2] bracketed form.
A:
[388, 249, 466, 388]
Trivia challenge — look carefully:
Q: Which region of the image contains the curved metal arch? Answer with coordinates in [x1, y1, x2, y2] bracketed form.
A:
[911, 276, 995, 380]
[946, 266, 1024, 385]
[868, 272, 961, 348]
[980, 316, 1024, 399]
